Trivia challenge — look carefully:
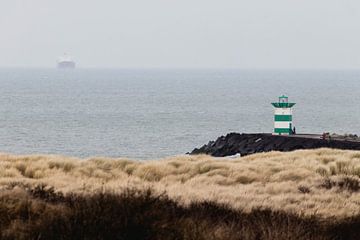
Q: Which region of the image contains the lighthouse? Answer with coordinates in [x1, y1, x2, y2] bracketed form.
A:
[271, 95, 296, 135]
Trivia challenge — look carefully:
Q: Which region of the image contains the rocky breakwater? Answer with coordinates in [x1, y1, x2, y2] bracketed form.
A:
[190, 133, 360, 157]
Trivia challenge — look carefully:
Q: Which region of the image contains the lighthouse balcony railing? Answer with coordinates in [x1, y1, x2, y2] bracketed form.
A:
[271, 102, 296, 108]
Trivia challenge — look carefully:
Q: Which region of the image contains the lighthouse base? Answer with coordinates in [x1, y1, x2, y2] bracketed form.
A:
[272, 132, 291, 136]
[273, 128, 293, 135]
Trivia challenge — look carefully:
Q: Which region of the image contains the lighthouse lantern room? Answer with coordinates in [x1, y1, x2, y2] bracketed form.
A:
[271, 95, 296, 135]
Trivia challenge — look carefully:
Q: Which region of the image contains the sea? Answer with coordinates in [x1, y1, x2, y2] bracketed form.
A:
[0, 68, 359, 159]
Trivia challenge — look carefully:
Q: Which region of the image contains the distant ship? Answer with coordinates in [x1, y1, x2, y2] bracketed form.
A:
[57, 54, 76, 69]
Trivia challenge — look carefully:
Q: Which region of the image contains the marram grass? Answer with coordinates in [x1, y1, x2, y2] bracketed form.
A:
[1, 148, 360, 218]
[2, 149, 360, 239]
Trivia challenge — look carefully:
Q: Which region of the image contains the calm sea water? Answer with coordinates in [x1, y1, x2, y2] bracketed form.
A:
[0, 68, 359, 159]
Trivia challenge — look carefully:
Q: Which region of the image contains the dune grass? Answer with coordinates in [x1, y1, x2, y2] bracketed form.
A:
[2, 148, 360, 217]
[4, 186, 359, 240]
[1, 149, 360, 239]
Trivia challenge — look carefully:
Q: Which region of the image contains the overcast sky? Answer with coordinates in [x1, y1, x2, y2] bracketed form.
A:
[1, 0, 360, 69]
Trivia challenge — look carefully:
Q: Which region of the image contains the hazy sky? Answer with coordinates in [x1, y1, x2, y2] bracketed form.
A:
[1, 0, 360, 69]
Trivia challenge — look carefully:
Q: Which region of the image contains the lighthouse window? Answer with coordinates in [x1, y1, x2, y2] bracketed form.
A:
[279, 97, 288, 103]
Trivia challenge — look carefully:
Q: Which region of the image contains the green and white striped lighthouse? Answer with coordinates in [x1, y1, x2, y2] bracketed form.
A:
[271, 95, 296, 135]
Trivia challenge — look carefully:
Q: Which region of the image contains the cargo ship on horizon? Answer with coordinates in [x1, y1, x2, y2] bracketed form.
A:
[57, 54, 76, 69]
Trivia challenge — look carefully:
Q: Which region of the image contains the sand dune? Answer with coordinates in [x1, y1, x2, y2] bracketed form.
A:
[1, 148, 360, 218]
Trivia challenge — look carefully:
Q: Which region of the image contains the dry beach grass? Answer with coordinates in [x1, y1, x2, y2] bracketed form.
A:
[1, 149, 360, 239]
[2, 148, 360, 217]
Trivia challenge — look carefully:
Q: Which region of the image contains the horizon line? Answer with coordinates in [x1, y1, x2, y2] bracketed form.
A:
[1, 66, 360, 71]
